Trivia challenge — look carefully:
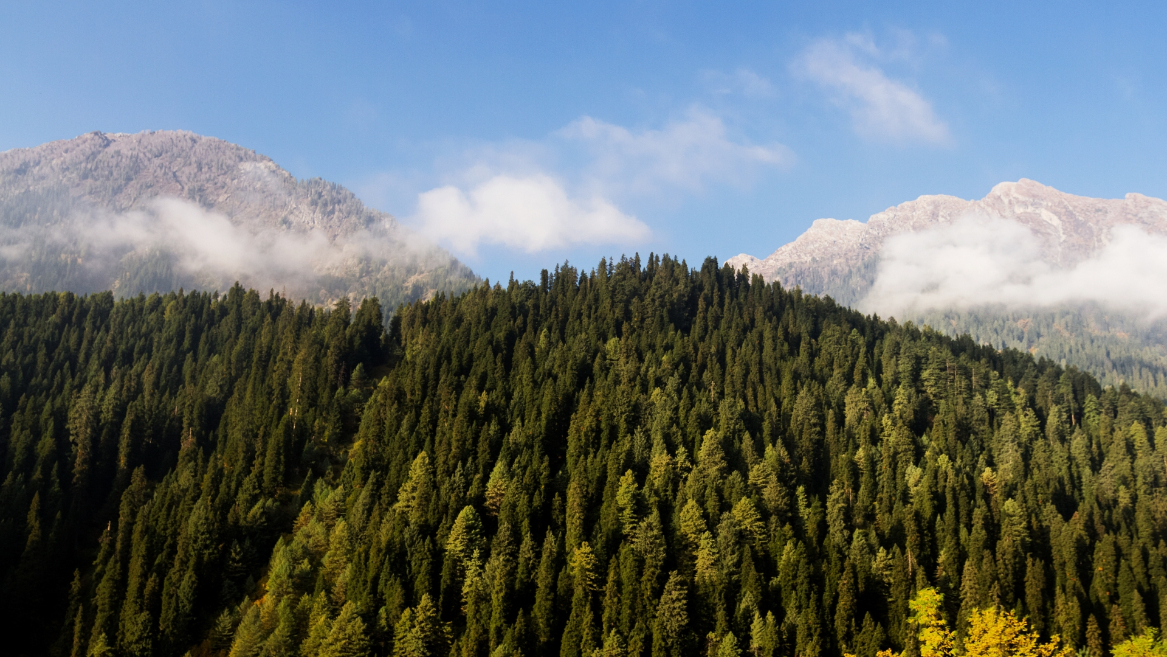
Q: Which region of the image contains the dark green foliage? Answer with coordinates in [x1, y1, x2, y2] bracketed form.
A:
[0, 286, 382, 655]
[912, 305, 1167, 400]
[771, 256, 1167, 401]
[4, 254, 1167, 657]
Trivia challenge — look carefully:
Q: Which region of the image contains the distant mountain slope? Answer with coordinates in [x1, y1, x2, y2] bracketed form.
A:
[729, 180, 1167, 397]
[0, 130, 478, 306]
[729, 179, 1167, 306]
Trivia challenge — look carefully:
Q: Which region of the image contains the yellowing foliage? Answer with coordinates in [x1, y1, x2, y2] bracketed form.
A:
[871, 588, 1071, 657]
[911, 587, 955, 657]
[1112, 629, 1167, 657]
[962, 607, 1071, 657]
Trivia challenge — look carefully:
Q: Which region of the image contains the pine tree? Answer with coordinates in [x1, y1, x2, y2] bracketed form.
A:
[321, 602, 372, 657]
[562, 542, 599, 657]
[395, 452, 436, 527]
[229, 604, 265, 657]
[393, 594, 448, 657]
[446, 506, 484, 573]
[533, 531, 559, 650]
[652, 572, 689, 657]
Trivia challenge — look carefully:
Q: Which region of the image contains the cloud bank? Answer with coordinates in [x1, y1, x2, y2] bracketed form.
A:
[0, 196, 447, 297]
[414, 174, 648, 255]
[794, 33, 951, 146]
[79, 197, 338, 290]
[861, 215, 1167, 319]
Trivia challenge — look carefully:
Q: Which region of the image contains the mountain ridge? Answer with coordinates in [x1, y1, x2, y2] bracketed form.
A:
[0, 129, 478, 306]
[2, 130, 376, 237]
[728, 179, 1167, 302]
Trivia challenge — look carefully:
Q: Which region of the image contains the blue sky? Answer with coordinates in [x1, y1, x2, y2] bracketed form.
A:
[2, 1, 1165, 283]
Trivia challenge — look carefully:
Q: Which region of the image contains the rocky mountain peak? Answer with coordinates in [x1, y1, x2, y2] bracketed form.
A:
[0, 130, 478, 305]
[0, 129, 378, 240]
[728, 180, 1167, 291]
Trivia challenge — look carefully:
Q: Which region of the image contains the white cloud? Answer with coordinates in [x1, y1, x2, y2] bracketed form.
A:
[71, 197, 350, 290]
[861, 214, 1167, 319]
[408, 109, 788, 256]
[0, 196, 449, 297]
[413, 174, 649, 256]
[559, 108, 793, 194]
[794, 33, 951, 146]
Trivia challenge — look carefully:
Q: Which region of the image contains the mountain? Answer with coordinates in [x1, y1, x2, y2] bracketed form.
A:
[0, 130, 477, 307]
[728, 179, 1167, 306]
[729, 179, 1167, 397]
[0, 260, 1162, 657]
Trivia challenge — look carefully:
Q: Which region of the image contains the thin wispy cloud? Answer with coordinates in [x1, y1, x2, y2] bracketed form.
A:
[794, 32, 951, 146]
[409, 109, 790, 257]
[861, 214, 1167, 319]
[559, 108, 793, 195]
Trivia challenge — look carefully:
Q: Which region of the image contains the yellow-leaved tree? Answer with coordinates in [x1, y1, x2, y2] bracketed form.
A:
[962, 607, 1071, 657]
[861, 588, 1071, 657]
[1112, 629, 1167, 657]
[911, 587, 955, 657]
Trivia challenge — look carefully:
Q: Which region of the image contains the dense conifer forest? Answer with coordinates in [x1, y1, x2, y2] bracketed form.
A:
[909, 307, 1167, 402]
[2, 255, 1166, 657]
[762, 258, 1167, 403]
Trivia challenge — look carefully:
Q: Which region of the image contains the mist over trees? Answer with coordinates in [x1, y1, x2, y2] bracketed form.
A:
[0, 256, 1165, 657]
[0, 130, 480, 309]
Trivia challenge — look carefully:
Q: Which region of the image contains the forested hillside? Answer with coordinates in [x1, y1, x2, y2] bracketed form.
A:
[0, 286, 386, 655]
[3, 256, 1167, 657]
[729, 264, 1167, 405]
[911, 306, 1167, 401]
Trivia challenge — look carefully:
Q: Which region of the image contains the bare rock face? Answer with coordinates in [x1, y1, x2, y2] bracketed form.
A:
[0, 130, 477, 305]
[727, 179, 1167, 304]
